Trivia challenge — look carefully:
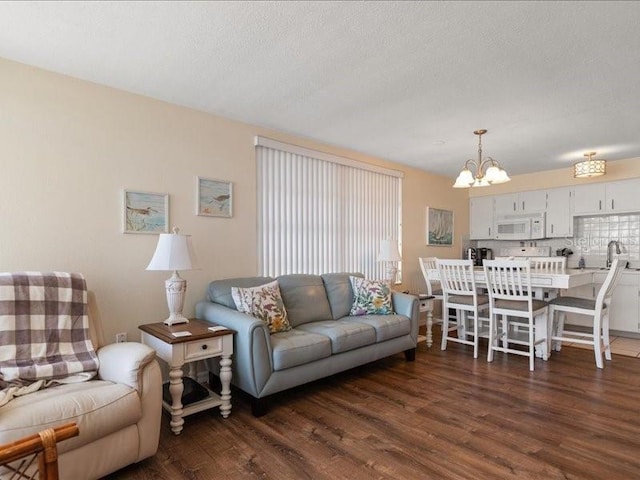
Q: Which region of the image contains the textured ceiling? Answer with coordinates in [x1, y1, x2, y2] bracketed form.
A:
[1, 1, 639, 179]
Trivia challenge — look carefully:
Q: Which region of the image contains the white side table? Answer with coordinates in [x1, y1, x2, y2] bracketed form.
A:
[418, 294, 435, 347]
[139, 319, 234, 435]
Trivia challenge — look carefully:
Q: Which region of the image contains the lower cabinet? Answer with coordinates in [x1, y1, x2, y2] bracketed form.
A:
[564, 272, 640, 334]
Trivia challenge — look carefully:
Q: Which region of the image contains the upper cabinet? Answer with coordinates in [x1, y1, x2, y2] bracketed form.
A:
[574, 178, 640, 215]
[573, 183, 605, 215]
[469, 196, 495, 240]
[468, 178, 640, 242]
[494, 190, 547, 217]
[545, 187, 573, 237]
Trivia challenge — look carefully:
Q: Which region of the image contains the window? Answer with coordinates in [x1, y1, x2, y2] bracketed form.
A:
[256, 137, 402, 280]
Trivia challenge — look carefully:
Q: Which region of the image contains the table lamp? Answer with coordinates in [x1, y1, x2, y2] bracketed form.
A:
[378, 239, 401, 284]
[146, 227, 199, 326]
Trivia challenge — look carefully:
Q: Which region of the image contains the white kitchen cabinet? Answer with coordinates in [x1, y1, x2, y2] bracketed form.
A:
[573, 178, 640, 215]
[573, 183, 606, 215]
[494, 190, 547, 217]
[545, 187, 573, 238]
[469, 196, 495, 240]
[564, 271, 640, 334]
[493, 193, 519, 216]
[606, 178, 640, 213]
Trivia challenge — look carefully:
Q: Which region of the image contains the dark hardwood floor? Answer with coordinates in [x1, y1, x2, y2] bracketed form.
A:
[106, 329, 640, 479]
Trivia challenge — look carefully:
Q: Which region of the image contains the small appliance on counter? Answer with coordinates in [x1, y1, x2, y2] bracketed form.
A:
[465, 247, 493, 266]
[556, 247, 573, 258]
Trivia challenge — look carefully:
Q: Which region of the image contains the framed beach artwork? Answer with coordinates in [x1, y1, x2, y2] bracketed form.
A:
[426, 207, 454, 246]
[123, 190, 169, 234]
[196, 177, 233, 218]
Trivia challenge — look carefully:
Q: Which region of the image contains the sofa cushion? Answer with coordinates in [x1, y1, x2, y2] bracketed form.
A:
[231, 280, 292, 334]
[297, 320, 376, 354]
[342, 314, 411, 342]
[270, 329, 331, 371]
[349, 276, 394, 316]
[0, 380, 141, 453]
[208, 277, 275, 309]
[321, 272, 364, 320]
[276, 274, 333, 327]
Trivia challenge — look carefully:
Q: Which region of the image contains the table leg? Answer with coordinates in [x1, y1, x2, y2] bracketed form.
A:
[535, 314, 549, 360]
[219, 355, 232, 418]
[168, 366, 185, 435]
[426, 304, 434, 348]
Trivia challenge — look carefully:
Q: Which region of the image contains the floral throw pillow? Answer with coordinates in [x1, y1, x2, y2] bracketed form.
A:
[349, 276, 394, 316]
[231, 280, 292, 334]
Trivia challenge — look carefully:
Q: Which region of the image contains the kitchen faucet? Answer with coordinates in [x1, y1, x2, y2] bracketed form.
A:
[606, 240, 621, 268]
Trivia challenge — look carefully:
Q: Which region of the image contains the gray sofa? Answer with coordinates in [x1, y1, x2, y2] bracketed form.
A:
[195, 272, 419, 416]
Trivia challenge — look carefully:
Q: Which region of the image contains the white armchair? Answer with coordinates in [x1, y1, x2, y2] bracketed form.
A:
[0, 291, 162, 480]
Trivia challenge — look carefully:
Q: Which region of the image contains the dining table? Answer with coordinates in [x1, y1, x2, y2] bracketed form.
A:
[424, 266, 594, 357]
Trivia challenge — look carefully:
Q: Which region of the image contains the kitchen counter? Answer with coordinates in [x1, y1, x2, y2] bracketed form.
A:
[570, 268, 640, 274]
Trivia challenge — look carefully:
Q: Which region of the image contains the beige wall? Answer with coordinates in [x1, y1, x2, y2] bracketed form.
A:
[0, 58, 468, 342]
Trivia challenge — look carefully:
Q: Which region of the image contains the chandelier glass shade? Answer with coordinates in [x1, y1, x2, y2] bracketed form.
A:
[453, 129, 511, 188]
[574, 152, 606, 178]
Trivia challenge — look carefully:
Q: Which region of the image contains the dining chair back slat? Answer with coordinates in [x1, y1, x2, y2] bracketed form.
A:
[419, 257, 440, 298]
[486, 260, 529, 301]
[439, 260, 476, 296]
[531, 257, 566, 273]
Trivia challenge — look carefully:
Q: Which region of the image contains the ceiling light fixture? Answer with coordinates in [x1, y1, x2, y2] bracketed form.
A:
[574, 152, 606, 178]
[453, 129, 510, 188]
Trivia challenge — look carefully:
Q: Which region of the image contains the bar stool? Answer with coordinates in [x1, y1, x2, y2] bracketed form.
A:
[437, 259, 489, 358]
[549, 258, 625, 368]
[484, 259, 549, 371]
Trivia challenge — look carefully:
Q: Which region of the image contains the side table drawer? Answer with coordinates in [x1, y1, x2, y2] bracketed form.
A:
[184, 337, 224, 361]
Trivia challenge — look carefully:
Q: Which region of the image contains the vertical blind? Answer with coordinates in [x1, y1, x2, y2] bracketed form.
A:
[256, 137, 402, 279]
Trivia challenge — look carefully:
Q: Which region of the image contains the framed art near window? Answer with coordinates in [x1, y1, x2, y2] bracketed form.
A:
[123, 190, 169, 234]
[196, 177, 233, 218]
[426, 207, 454, 246]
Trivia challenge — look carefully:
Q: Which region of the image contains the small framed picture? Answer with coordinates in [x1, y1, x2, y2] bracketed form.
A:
[426, 207, 454, 246]
[196, 177, 233, 218]
[123, 190, 169, 234]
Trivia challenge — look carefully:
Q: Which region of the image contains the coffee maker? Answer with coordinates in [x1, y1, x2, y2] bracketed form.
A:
[465, 247, 493, 266]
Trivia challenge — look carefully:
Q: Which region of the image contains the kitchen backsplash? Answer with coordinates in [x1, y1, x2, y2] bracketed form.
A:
[476, 214, 640, 269]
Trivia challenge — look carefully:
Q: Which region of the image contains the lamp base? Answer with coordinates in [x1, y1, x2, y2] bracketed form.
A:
[163, 271, 189, 326]
[163, 314, 190, 326]
[385, 263, 398, 285]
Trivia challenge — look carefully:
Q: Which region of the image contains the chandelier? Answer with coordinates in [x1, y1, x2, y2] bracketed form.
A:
[574, 152, 606, 178]
[453, 129, 510, 188]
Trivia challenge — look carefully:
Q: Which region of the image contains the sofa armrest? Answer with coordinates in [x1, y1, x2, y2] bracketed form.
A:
[196, 301, 273, 397]
[97, 342, 157, 393]
[392, 292, 420, 339]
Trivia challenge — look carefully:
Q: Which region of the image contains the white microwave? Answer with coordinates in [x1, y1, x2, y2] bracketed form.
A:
[495, 213, 546, 240]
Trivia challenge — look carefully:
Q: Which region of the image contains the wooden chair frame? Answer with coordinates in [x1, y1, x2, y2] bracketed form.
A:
[0, 423, 78, 480]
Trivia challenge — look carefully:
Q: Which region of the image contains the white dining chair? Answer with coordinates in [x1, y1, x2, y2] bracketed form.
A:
[548, 258, 625, 368]
[530, 257, 566, 273]
[483, 259, 549, 371]
[437, 259, 489, 358]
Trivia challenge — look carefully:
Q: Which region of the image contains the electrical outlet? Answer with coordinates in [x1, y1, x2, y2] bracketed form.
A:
[115, 332, 127, 343]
